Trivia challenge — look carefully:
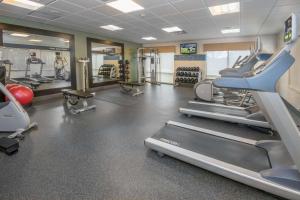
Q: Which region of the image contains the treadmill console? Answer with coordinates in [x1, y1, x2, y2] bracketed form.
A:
[284, 13, 298, 44]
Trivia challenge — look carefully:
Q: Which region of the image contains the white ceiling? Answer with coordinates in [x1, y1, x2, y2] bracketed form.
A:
[1, 0, 300, 44]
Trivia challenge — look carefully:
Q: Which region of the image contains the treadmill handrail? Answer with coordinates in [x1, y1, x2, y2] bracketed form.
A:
[213, 48, 295, 92]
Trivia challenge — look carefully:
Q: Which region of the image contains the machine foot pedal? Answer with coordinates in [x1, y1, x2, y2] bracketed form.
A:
[0, 137, 19, 155]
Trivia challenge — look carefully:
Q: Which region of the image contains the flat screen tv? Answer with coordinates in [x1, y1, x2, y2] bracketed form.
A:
[180, 43, 197, 54]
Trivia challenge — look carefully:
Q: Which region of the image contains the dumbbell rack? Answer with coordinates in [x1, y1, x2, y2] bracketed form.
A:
[175, 67, 201, 86]
[98, 64, 116, 78]
[119, 61, 130, 82]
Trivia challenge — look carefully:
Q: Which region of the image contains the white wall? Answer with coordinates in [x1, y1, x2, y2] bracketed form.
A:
[143, 35, 277, 54]
[277, 32, 300, 108]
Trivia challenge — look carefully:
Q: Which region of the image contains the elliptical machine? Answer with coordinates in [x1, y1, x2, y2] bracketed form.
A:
[54, 52, 70, 81]
[0, 66, 37, 154]
[194, 37, 262, 103]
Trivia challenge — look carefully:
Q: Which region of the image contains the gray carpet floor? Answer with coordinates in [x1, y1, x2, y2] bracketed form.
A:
[0, 84, 283, 200]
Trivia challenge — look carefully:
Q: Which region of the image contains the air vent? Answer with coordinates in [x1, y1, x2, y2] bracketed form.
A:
[29, 9, 65, 20]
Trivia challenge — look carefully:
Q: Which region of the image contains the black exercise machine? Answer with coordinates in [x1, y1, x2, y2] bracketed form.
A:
[118, 60, 144, 96]
[119, 81, 144, 96]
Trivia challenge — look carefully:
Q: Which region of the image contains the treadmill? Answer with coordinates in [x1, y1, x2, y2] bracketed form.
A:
[26, 52, 53, 83]
[1, 59, 40, 89]
[180, 100, 270, 128]
[182, 43, 279, 129]
[145, 14, 300, 200]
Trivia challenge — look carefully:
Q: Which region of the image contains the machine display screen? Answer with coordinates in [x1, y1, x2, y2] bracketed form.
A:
[284, 16, 293, 43]
[180, 43, 197, 54]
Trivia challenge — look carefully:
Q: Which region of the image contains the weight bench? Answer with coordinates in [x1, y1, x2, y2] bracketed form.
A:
[119, 81, 144, 96]
[62, 89, 96, 114]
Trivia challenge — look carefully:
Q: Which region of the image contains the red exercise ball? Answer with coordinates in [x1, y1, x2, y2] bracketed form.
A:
[9, 85, 34, 106]
[5, 83, 20, 91]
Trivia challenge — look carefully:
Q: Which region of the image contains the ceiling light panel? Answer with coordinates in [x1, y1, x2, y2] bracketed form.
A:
[162, 26, 183, 33]
[106, 0, 144, 13]
[100, 25, 123, 31]
[1, 0, 44, 10]
[142, 37, 157, 40]
[10, 33, 30, 37]
[221, 28, 240, 34]
[209, 2, 240, 16]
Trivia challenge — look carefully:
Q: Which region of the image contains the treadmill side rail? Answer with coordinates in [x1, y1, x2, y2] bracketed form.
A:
[167, 120, 258, 145]
[188, 101, 246, 110]
[179, 108, 271, 128]
[145, 138, 300, 200]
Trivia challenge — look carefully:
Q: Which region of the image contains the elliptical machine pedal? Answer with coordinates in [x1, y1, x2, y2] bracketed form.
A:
[0, 137, 19, 155]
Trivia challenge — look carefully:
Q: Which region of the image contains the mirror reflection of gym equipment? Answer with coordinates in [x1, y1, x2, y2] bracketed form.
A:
[90, 42, 122, 85]
[0, 30, 73, 93]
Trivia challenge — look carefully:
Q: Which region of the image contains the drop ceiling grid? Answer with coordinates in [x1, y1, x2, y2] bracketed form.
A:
[1, 0, 300, 43]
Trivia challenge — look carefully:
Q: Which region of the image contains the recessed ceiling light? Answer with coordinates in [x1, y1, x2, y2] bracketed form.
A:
[29, 39, 42, 42]
[162, 26, 183, 33]
[221, 28, 240, 34]
[2, 0, 44, 10]
[142, 37, 157, 41]
[10, 33, 30, 37]
[106, 0, 144, 13]
[209, 2, 240, 16]
[100, 25, 123, 31]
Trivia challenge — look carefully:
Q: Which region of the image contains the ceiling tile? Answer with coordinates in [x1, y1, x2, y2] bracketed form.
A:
[182, 8, 211, 20]
[213, 13, 240, 28]
[149, 3, 179, 17]
[172, 0, 206, 12]
[31, 0, 56, 4]
[204, 0, 236, 7]
[48, 0, 85, 13]
[162, 13, 189, 25]
[23, 15, 51, 23]
[142, 17, 170, 28]
[0, 3, 32, 16]
[64, 0, 103, 9]
[77, 10, 107, 20]
[134, 0, 168, 9]
[92, 4, 123, 16]
[29, 6, 68, 20]
[276, 0, 300, 6]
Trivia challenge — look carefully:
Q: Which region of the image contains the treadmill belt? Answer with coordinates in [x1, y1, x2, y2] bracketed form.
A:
[183, 103, 249, 117]
[152, 125, 271, 172]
